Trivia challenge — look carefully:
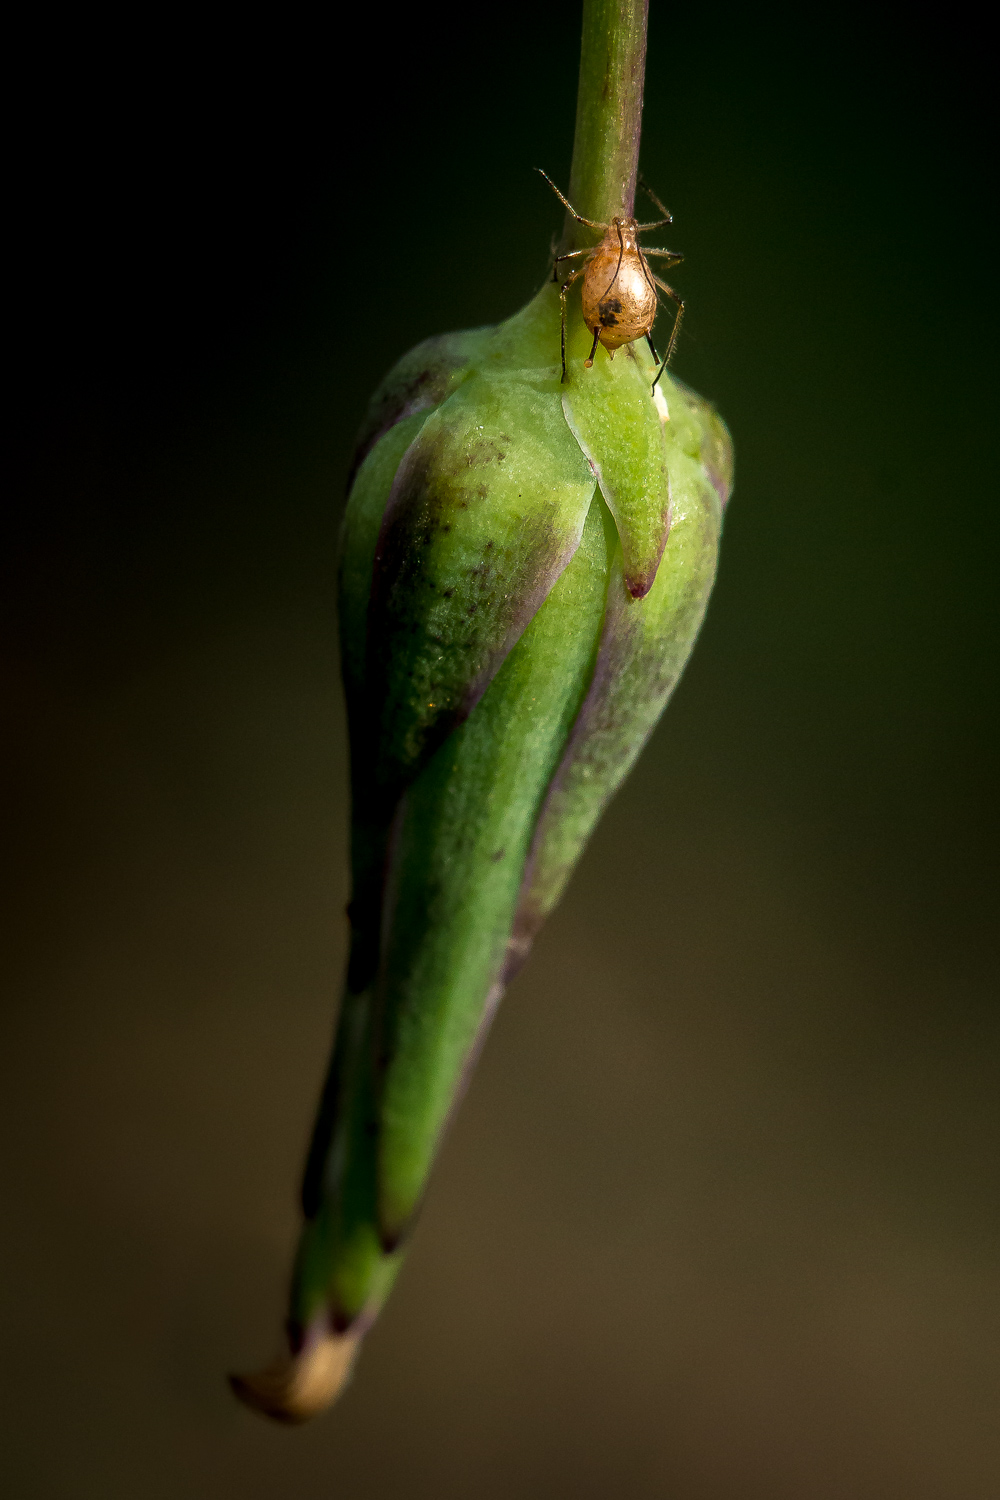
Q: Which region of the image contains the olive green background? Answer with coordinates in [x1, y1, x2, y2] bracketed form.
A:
[3, 5, 996, 1496]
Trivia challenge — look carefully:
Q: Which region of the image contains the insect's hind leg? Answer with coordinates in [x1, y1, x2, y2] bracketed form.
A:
[650, 274, 685, 390]
[558, 265, 586, 383]
[551, 247, 590, 284]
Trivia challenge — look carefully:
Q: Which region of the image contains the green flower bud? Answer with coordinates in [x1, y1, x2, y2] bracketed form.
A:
[232, 278, 732, 1421]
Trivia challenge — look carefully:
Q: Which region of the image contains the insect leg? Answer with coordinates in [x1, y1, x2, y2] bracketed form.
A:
[641, 249, 684, 266]
[646, 332, 659, 364]
[558, 265, 586, 383]
[551, 247, 590, 283]
[583, 327, 601, 368]
[650, 274, 685, 389]
[535, 169, 607, 230]
[636, 173, 673, 228]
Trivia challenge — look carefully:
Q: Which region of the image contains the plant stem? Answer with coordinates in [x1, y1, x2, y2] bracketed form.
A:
[561, 0, 649, 251]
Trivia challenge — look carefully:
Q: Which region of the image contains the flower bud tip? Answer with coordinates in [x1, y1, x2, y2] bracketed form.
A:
[229, 1328, 360, 1423]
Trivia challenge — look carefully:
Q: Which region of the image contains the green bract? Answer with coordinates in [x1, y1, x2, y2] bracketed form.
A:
[235, 277, 732, 1420]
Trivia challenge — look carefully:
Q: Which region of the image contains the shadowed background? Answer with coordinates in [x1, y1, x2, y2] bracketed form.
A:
[3, 4, 997, 1496]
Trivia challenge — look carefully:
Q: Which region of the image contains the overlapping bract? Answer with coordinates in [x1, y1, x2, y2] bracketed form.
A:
[291, 278, 732, 1395]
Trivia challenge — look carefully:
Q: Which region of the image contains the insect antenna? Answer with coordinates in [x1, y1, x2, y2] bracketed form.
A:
[599, 221, 626, 300]
[535, 169, 607, 230]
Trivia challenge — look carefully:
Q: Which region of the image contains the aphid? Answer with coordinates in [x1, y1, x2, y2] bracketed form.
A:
[537, 168, 685, 389]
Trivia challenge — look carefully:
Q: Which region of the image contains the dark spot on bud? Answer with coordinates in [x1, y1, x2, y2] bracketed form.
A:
[442, 589, 453, 599]
[286, 1318, 306, 1354]
[490, 847, 506, 862]
[378, 1223, 407, 1254]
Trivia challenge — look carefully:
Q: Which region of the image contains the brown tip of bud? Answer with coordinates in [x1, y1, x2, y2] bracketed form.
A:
[230, 1327, 361, 1423]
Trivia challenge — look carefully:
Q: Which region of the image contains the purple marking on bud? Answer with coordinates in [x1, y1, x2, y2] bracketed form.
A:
[505, 502, 717, 978]
[348, 331, 485, 492]
[367, 418, 591, 795]
[671, 377, 735, 512]
[705, 461, 731, 510]
[502, 579, 642, 976]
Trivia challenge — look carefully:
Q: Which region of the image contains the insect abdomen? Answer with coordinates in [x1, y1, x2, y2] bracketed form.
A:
[581, 252, 655, 351]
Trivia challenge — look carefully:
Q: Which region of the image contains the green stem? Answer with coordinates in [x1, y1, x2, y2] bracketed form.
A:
[561, 0, 649, 251]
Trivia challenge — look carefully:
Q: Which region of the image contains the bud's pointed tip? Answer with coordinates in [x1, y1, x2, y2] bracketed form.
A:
[230, 1328, 360, 1424]
[625, 573, 654, 601]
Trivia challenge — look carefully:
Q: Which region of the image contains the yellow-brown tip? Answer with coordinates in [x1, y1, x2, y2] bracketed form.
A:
[230, 1328, 361, 1423]
[584, 357, 594, 368]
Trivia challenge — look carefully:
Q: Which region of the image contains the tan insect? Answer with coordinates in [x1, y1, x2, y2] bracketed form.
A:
[537, 169, 685, 389]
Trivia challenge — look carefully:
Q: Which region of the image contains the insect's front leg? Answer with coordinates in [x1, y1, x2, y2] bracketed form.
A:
[642, 249, 685, 267]
[649, 273, 685, 390]
[558, 265, 586, 383]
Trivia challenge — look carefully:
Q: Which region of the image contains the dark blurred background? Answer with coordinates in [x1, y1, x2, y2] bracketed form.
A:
[3, 3, 997, 1495]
